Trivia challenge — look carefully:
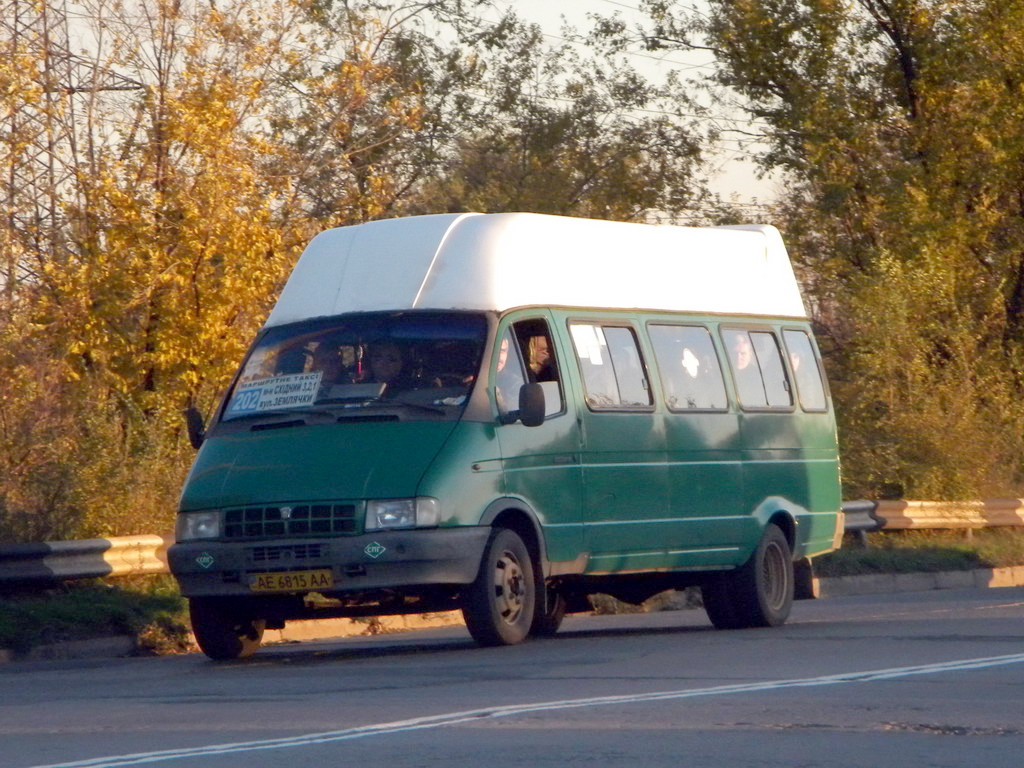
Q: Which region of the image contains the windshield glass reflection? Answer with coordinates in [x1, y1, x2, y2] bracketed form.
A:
[223, 312, 487, 422]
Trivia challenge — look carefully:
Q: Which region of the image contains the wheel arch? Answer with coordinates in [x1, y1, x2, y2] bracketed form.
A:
[479, 498, 550, 578]
[752, 496, 799, 554]
[767, 511, 797, 553]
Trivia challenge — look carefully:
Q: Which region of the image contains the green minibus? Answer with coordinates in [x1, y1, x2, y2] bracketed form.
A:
[168, 212, 843, 659]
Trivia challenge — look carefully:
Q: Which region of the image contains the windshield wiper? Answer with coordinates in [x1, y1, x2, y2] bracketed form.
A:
[236, 408, 338, 429]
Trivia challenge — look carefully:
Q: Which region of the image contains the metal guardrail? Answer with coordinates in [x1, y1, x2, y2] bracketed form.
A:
[839, 500, 885, 546]
[0, 535, 172, 585]
[874, 499, 1024, 530]
[1, 501, 1022, 585]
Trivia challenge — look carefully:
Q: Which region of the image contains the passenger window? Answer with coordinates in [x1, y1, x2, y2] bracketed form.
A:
[783, 330, 828, 411]
[649, 325, 728, 410]
[512, 318, 565, 417]
[724, 329, 792, 409]
[750, 332, 792, 407]
[570, 323, 652, 409]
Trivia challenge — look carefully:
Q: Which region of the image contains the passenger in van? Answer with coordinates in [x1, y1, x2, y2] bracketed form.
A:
[528, 335, 555, 382]
[309, 339, 352, 401]
[729, 331, 767, 406]
[363, 343, 408, 395]
[310, 341, 343, 382]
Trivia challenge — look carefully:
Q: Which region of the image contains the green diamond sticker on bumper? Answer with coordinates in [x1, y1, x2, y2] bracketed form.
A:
[364, 542, 386, 559]
[196, 552, 215, 569]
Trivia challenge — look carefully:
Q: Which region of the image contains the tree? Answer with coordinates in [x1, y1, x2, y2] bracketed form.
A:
[0, 0, 467, 540]
[636, 0, 1024, 497]
[0, 0, 718, 541]
[404, 12, 710, 221]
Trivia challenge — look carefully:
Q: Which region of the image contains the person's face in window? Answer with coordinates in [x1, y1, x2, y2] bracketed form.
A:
[733, 334, 754, 370]
[368, 344, 403, 383]
[311, 343, 341, 382]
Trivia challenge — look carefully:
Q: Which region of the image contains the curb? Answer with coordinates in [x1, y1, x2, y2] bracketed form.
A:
[0, 635, 137, 664]
[4, 567, 1024, 665]
[814, 565, 1024, 598]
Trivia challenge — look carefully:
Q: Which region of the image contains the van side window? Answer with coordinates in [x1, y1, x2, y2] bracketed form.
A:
[649, 325, 728, 410]
[783, 330, 828, 411]
[724, 329, 793, 409]
[512, 318, 565, 416]
[570, 323, 652, 409]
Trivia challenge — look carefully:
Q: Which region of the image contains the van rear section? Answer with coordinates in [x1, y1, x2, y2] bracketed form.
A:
[169, 213, 842, 660]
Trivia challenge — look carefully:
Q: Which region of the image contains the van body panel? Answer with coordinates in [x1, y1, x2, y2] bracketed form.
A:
[577, 410, 671, 571]
[663, 411, 745, 557]
[179, 422, 458, 512]
[415, 421, 504, 526]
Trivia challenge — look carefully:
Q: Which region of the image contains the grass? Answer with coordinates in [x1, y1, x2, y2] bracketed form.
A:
[814, 528, 1024, 577]
[2, 529, 1023, 656]
[0, 576, 191, 656]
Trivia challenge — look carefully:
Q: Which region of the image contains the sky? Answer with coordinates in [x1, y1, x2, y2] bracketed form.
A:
[486, 0, 778, 209]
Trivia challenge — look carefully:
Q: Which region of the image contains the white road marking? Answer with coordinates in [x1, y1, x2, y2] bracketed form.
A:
[28, 653, 1024, 768]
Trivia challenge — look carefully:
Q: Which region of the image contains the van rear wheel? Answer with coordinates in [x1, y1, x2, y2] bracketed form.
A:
[189, 597, 265, 660]
[702, 523, 793, 629]
[531, 588, 567, 638]
[462, 528, 536, 646]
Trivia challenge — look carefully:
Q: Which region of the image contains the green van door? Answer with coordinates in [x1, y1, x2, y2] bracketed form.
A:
[562, 318, 672, 572]
[647, 321, 746, 568]
[492, 314, 584, 566]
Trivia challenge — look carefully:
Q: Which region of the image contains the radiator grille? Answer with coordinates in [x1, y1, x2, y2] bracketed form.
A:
[249, 543, 327, 563]
[224, 504, 357, 539]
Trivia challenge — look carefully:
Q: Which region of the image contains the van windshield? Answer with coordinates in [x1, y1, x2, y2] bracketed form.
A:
[222, 312, 488, 422]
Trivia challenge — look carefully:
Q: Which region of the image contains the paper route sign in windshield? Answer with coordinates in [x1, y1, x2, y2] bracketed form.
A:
[226, 372, 323, 417]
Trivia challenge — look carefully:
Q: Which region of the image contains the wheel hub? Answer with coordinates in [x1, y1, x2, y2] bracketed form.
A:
[495, 550, 525, 624]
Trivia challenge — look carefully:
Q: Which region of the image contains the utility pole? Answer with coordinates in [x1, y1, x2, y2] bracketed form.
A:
[0, 0, 140, 315]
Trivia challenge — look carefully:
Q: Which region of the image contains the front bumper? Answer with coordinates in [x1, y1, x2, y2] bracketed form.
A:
[168, 527, 491, 598]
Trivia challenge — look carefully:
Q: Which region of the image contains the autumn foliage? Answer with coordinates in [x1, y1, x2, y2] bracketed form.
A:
[0, 0, 708, 541]
[5, 1, 1022, 543]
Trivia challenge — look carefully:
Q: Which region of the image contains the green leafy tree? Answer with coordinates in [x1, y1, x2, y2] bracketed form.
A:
[405, 12, 709, 220]
[634, 0, 1024, 498]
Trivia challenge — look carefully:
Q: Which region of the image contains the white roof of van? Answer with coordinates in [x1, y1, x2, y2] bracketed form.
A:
[265, 212, 807, 327]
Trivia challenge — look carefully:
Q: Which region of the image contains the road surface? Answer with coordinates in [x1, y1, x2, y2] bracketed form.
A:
[2, 587, 1022, 768]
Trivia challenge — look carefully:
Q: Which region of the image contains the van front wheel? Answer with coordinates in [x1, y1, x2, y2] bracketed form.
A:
[189, 597, 265, 660]
[462, 528, 536, 646]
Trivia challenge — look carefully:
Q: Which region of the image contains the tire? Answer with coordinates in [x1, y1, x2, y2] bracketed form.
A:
[189, 597, 265, 660]
[702, 523, 794, 630]
[531, 588, 567, 638]
[701, 576, 743, 630]
[462, 528, 536, 646]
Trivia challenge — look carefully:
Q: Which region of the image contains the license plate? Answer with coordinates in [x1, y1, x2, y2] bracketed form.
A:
[250, 569, 334, 593]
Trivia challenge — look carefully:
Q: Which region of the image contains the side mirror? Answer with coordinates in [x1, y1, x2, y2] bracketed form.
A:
[518, 383, 546, 428]
[185, 407, 206, 449]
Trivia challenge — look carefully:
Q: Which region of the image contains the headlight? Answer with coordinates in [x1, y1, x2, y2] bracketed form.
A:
[175, 511, 222, 541]
[365, 498, 441, 530]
